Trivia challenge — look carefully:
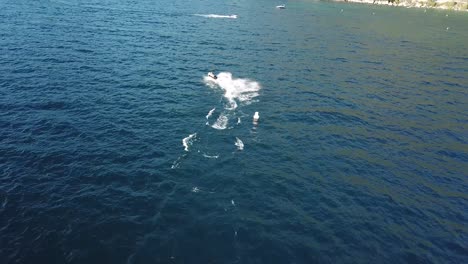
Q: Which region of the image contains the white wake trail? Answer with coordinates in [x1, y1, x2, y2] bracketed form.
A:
[194, 14, 238, 19]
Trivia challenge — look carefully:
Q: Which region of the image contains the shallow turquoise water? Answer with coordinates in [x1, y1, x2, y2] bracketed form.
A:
[0, 0, 467, 263]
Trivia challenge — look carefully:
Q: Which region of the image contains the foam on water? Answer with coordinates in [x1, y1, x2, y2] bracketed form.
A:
[182, 133, 197, 151]
[202, 153, 219, 159]
[194, 14, 238, 19]
[211, 114, 228, 130]
[206, 108, 216, 119]
[235, 137, 244, 150]
[203, 76, 218, 87]
[205, 108, 216, 125]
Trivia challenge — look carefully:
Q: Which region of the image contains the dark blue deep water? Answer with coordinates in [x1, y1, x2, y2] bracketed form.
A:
[1, 0, 467, 263]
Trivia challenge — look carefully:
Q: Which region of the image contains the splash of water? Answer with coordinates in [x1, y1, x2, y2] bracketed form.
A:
[204, 72, 261, 110]
[182, 133, 197, 151]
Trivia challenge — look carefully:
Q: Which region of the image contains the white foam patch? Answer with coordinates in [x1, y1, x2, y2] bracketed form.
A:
[195, 14, 237, 19]
[226, 100, 238, 110]
[182, 133, 197, 151]
[212, 114, 228, 130]
[204, 72, 261, 110]
[235, 137, 244, 150]
[203, 153, 219, 159]
[206, 108, 216, 119]
[203, 75, 217, 86]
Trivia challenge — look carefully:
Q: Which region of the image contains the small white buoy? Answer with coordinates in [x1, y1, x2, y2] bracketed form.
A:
[446, 27, 450, 31]
[253, 112, 259, 123]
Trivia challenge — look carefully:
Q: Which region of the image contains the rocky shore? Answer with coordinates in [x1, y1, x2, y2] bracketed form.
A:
[335, 0, 468, 11]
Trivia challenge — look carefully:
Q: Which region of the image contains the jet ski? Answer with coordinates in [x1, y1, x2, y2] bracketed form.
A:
[208, 72, 217, 80]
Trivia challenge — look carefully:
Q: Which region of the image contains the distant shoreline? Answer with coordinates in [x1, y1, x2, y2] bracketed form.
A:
[332, 0, 468, 12]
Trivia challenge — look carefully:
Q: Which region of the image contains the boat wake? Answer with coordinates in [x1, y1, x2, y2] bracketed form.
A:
[172, 72, 261, 168]
[194, 14, 238, 19]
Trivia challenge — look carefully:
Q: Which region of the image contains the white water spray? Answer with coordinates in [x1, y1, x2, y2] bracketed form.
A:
[182, 133, 197, 151]
[204, 72, 261, 110]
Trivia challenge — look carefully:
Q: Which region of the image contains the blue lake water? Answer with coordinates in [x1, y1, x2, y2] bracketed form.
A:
[1, 0, 467, 263]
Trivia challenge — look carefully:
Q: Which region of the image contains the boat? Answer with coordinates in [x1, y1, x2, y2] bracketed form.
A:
[276, 5, 286, 9]
[208, 72, 217, 80]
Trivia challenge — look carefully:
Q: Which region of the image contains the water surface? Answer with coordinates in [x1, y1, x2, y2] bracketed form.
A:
[0, 0, 467, 263]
